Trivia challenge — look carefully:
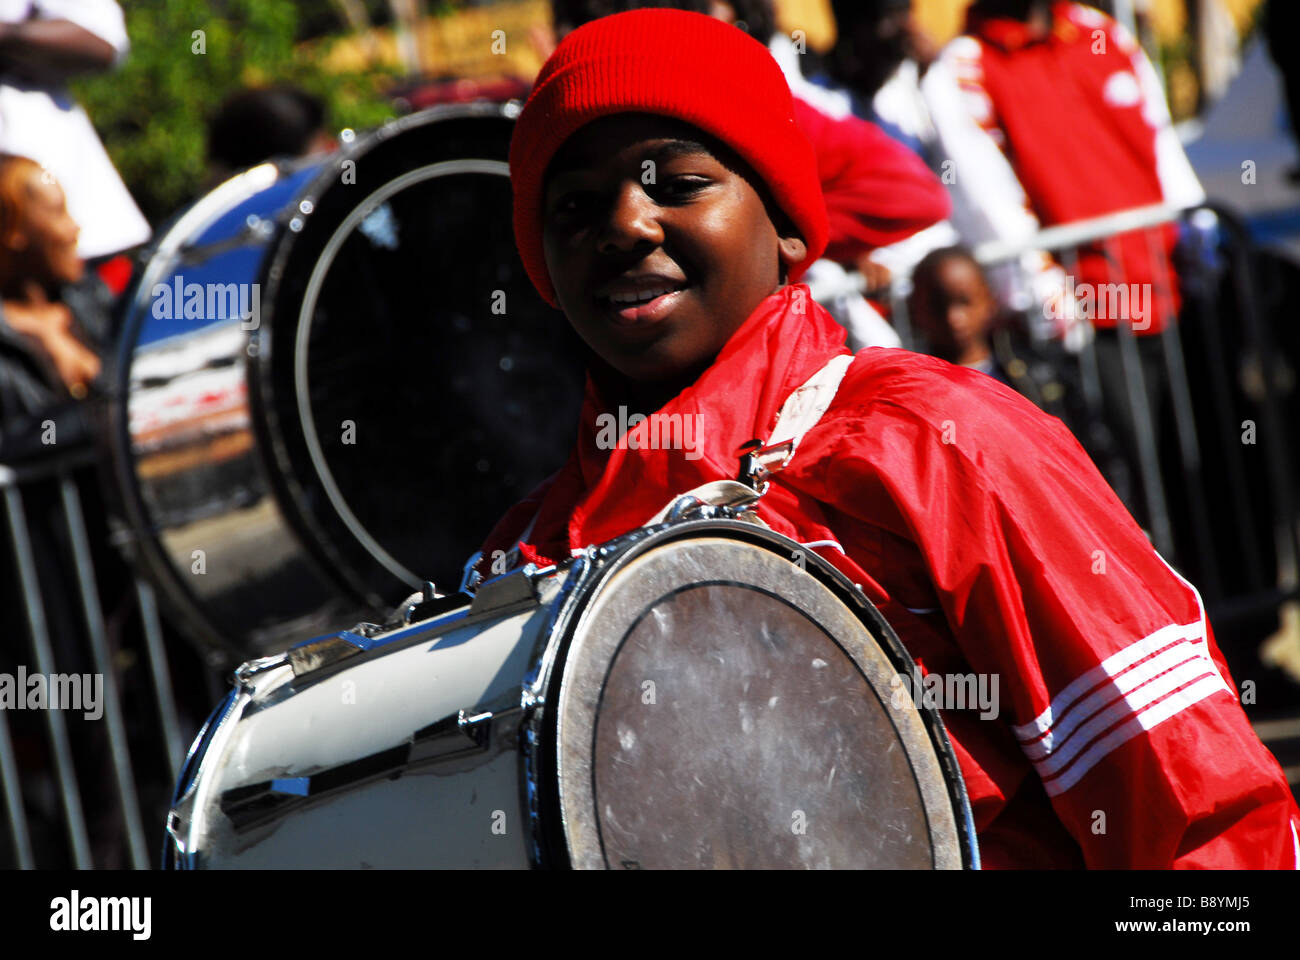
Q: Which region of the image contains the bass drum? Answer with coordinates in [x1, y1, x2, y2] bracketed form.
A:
[109, 103, 586, 663]
[165, 517, 980, 870]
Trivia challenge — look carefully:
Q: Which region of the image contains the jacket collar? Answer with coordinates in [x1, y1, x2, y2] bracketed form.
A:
[525, 284, 850, 561]
[968, 2, 1077, 53]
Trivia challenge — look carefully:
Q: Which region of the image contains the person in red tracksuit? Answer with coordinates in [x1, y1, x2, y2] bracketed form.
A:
[484, 8, 1299, 868]
[922, 0, 1207, 531]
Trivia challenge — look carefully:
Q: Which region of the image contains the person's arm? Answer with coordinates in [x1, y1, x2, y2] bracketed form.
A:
[0, 19, 115, 84]
[0, 0, 130, 84]
[814, 363, 1300, 867]
[792, 98, 950, 267]
[2, 285, 101, 397]
[1115, 17, 1205, 209]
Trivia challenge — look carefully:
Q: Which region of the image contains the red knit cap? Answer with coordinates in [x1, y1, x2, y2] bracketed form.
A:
[509, 8, 829, 306]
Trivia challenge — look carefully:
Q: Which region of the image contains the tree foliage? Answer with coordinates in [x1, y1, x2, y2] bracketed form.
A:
[73, 0, 398, 225]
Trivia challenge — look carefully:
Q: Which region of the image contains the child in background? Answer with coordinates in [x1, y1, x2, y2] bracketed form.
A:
[909, 245, 1129, 529]
[909, 246, 1003, 375]
[478, 9, 1299, 868]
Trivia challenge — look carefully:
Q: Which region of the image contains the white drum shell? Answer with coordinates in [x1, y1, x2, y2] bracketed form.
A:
[168, 573, 563, 868]
[167, 520, 979, 870]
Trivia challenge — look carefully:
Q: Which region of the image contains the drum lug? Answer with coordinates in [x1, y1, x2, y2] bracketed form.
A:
[468, 562, 546, 615]
[396, 581, 465, 625]
[457, 709, 495, 750]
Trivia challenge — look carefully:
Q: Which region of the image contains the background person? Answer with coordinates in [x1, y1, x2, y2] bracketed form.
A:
[0, 0, 149, 259]
[0, 153, 108, 450]
[921, 0, 1206, 533]
[821, 0, 941, 159]
[0, 152, 126, 867]
[206, 85, 339, 186]
[909, 244, 1118, 467]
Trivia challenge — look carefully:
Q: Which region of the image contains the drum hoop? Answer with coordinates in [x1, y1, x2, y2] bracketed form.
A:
[112, 103, 528, 658]
[125, 163, 283, 329]
[252, 103, 522, 605]
[107, 162, 291, 659]
[533, 519, 979, 869]
[291, 158, 511, 590]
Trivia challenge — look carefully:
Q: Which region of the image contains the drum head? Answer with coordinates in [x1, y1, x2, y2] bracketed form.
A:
[552, 530, 971, 869]
[257, 106, 586, 605]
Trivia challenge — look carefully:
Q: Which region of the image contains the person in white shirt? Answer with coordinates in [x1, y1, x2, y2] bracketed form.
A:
[0, 0, 150, 258]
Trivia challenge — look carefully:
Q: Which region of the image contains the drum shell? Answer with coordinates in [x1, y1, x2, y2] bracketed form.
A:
[166, 520, 979, 869]
[109, 159, 352, 665]
[165, 571, 562, 869]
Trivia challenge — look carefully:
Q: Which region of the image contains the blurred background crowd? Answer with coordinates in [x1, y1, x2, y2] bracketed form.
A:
[2, 0, 1300, 868]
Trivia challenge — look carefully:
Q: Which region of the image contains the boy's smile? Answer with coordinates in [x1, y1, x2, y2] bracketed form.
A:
[541, 114, 806, 384]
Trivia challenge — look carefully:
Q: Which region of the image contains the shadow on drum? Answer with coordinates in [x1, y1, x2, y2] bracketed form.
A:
[108, 103, 587, 666]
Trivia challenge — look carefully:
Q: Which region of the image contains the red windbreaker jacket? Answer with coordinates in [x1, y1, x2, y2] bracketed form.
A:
[477, 286, 1300, 868]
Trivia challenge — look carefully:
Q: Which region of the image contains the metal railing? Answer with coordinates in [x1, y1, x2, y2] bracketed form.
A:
[0, 441, 203, 868]
[817, 201, 1300, 635]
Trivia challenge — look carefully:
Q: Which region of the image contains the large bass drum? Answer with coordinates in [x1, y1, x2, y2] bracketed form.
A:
[108, 103, 585, 664]
[165, 517, 980, 869]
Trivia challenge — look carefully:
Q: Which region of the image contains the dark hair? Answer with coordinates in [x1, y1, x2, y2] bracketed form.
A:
[968, 0, 1043, 20]
[721, 0, 776, 42]
[552, 0, 705, 35]
[551, 0, 773, 42]
[912, 245, 985, 292]
[826, 0, 913, 98]
[207, 86, 327, 171]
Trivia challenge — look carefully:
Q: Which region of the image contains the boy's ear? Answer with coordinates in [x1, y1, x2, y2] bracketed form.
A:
[777, 233, 807, 270]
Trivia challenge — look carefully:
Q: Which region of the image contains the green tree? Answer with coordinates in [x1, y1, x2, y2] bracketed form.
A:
[73, 0, 397, 225]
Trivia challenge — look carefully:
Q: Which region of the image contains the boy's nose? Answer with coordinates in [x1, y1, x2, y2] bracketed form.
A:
[597, 182, 663, 253]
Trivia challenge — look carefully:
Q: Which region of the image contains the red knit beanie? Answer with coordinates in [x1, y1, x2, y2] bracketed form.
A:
[510, 8, 829, 306]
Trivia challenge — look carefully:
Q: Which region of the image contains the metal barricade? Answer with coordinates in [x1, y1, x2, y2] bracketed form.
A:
[0, 440, 206, 869]
[826, 202, 1300, 639]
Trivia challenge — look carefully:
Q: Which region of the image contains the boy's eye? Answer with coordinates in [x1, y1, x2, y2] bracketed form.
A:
[654, 175, 711, 199]
[544, 171, 714, 224]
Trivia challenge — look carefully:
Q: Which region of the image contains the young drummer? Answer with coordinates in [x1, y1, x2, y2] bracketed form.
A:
[477, 9, 1299, 868]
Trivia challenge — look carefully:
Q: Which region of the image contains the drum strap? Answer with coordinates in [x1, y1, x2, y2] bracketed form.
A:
[488, 354, 859, 566]
[644, 352, 857, 527]
[768, 353, 856, 449]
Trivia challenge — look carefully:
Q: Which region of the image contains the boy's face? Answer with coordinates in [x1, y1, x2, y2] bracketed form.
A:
[541, 114, 806, 383]
[912, 256, 995, 360]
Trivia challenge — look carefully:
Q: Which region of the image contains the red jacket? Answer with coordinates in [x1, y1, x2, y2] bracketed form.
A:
[478, 287, 1300, 868]
[954, 2, 1188, 331]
